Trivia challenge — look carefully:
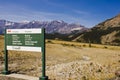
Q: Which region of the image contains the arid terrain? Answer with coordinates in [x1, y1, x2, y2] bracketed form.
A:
[0, 36, 120, 80]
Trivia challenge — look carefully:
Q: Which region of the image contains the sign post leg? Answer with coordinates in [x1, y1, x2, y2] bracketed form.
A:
[39, 28, 48, 80]
[2, 50, 10, 74]
[2, 29, 10, 75]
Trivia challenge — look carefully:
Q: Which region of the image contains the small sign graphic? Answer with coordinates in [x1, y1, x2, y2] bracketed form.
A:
[7, 29, 11, 33]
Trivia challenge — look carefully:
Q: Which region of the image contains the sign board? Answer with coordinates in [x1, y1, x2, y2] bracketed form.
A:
[3, 28, 48, 80]
[6, 29, 43, 52]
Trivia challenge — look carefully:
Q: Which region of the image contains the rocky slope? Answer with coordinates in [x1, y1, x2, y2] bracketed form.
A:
[73, 14, 120, 46]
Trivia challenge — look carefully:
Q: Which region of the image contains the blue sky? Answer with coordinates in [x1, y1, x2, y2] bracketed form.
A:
[0, 0, 120, 27]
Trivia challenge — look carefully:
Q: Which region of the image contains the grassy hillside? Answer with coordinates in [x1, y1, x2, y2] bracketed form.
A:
[0, 36, 120, 80]
[73, 14, 120, 46]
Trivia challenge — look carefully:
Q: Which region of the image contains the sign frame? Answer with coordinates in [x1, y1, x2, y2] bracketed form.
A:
[2, 28, 48, 80]
[6, 29, 42, 52]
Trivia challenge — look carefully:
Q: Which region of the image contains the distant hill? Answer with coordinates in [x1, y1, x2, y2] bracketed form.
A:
[73, 14, 120, 46]
[0, 20, 87, 34]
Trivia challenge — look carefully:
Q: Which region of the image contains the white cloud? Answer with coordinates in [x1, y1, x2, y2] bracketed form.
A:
[73, 10, 89, 15]
[41, 0, 66, 8]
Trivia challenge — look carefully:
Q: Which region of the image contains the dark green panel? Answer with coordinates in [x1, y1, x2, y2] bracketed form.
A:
[6, 34, 43, 47]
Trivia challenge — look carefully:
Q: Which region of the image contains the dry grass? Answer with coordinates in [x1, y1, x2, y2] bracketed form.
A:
[46, 39, 120, 50]
[0, 36, 120, 80]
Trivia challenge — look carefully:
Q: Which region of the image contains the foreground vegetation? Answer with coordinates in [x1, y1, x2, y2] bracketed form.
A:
[0, 36, 120, 80]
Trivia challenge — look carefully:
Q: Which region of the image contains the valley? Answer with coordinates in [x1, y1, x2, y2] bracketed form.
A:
[0, 36, 120, 80]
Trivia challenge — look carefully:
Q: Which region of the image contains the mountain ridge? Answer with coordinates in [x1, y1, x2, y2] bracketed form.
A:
[73, 14, 120, 46]
[0, 19, 88, 34]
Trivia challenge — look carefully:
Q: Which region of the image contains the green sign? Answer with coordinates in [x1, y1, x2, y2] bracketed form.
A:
[3, 28, 48, 80]
[6, 29, 42, 52]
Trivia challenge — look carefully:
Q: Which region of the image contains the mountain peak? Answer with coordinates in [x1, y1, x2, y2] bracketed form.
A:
[0, 19, 87, 34]
[21, 20, 30, 24]
[95, 14, 120, 29]
[116, 14, 120, 17]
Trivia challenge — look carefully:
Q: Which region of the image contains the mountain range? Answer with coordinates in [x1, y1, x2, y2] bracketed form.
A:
[0, 14, 120, 46]
[0, 20, 87, 34]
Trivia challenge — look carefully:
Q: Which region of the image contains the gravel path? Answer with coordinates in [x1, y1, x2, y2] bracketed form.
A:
[0, 76, 25, 80]
[0, 74, 39, 80]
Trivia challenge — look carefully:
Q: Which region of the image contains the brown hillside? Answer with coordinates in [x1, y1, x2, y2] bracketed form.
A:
[74, 14, 120, 46]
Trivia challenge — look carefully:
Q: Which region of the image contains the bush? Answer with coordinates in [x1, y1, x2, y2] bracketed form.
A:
[47, 40, 53, 43]
[104, 46, 108, 49]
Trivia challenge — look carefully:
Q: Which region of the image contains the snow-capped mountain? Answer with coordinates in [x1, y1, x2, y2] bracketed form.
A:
[0, 19, 88, 34]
